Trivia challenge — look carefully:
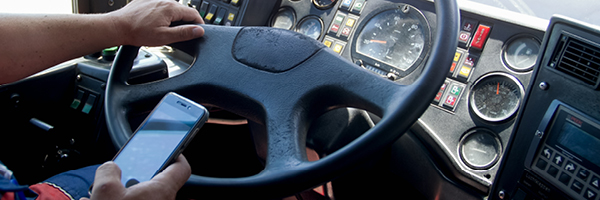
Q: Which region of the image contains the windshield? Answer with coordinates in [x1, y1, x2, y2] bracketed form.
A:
[467, 0, 600, 25]
[0, 0, 71, 14]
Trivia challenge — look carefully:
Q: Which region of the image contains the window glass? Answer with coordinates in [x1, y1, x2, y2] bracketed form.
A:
[467, 0, 600, 25]
[0, 0, 72, 14]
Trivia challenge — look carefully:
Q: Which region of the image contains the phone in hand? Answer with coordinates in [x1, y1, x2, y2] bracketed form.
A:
[112, 92, 208, 187]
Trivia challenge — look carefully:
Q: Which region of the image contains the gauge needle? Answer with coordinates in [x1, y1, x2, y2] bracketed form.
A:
[370, 40, 387, 44]
[496, 83, 499, 95]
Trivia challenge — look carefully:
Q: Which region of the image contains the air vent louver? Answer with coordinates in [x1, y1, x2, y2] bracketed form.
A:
[550, 35, 600, 87]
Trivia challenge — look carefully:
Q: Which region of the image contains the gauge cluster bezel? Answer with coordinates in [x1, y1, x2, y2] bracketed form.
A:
[350, 4, 431, 78]
[269, 7, 297, 30]
[312, 0, 338, 10]
[501, 34, 541, 73]
[458, 128, 503, 170]
[468, 72, 525, 123]
[295, 15, 324, 40]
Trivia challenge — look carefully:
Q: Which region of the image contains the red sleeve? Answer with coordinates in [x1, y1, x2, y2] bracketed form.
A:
[29, 183, 71, 200]
[1, 192, 15, 200]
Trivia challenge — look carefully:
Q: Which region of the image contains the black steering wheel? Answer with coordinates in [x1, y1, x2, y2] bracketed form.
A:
[104, 0, 458, 199]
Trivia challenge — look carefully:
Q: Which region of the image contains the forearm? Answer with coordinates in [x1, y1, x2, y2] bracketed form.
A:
[0, 13, 123, 84]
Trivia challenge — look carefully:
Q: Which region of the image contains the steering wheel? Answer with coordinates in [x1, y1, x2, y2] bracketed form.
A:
[104, 0, 458, 198]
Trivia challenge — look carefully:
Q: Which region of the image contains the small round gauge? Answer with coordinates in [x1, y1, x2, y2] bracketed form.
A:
[313, 0, 337, 9]
[270, 7, 296, 30]
[354, 5, 430, 73]
[459, 129, 503, 170]
[503, 36, 540, 72]
[469, 73, 525, 122]
[296, 16, 323, 40]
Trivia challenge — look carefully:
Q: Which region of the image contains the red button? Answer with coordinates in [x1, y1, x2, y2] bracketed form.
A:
[459, 31, 471, 43]
[471, 24, 491, 50]
[434, 82, 448, 102]
[341, 27, 351, 37]
[444, 95, 457, 107]
[330, 24, 340, 33]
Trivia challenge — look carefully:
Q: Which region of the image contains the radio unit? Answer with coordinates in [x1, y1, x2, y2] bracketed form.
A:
[525, 100, 600, 200]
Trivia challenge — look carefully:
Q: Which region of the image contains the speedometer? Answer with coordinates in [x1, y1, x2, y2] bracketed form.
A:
[354, 5, 430, 74]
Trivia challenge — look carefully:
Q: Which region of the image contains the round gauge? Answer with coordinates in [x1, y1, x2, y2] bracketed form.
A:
[270, 7, 296, 30]
[354, 5, 430, 73]
[313, 0, 337, 9]
[469, 73, 525, 122]
[503, 36, 541, 72]
[459, 129, 502, 170]
[296, 16, 323, 40]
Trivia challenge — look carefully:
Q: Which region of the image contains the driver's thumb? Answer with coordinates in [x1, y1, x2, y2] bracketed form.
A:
[167, 25, 205, 42]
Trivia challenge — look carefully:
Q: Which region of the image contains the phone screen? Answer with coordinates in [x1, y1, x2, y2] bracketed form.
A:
[113, 99, 202, 187]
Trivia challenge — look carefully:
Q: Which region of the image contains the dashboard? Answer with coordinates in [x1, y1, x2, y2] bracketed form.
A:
[5, 0, 599, 199]
[194, 0, 546, 195]
[188, 0, 600, 199]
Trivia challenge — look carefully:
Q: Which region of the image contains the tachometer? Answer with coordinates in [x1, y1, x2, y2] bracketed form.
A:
[354, 5, 430, 74]
[469, 73, 524, 122]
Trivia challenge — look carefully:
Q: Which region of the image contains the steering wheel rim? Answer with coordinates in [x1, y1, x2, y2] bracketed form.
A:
[104, 0, 458, 198]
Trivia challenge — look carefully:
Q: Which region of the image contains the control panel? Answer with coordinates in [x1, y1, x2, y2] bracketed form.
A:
[432, 17, 491, 113]
[491, 16, 600, 200]
[524, 101, 600, 200]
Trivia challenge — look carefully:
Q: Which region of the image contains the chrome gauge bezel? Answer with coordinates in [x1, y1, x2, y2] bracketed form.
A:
[501, 34, 541, 72]
[458, 128, 503, 170]
[295, 15, 324, 41]
[312, 0, 338, 10]
[468, 72, 525, 123]
[269, 7, 297, 31]
[351, 4, 431, 78]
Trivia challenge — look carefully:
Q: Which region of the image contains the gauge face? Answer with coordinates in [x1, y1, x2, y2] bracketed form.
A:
[355, 7, 429, 71]
[296, 17, 323, 40]
[503, 36, 540, 72]
[469, 73, 524, 122]
[271, 8, 296, 30]
[459, 129, 502, 169]
[313, 0, 337, 9]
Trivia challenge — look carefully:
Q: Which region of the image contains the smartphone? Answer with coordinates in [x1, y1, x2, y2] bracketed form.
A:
[112, 92, 208, 188]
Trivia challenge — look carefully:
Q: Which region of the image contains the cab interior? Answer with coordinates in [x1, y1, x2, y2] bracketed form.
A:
[1, 0, 600, 199]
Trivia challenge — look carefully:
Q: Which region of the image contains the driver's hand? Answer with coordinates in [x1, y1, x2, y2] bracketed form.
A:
[107, 0, 205, 47]
[81, 155, 191, 200]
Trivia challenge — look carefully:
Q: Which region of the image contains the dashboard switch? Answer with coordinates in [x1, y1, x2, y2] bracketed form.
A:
[457, 66, 472, 81]
[198, 1, 210, 18]
[82, 94, 97, 114]
[214, 8, 228, 25]
[458, 31, 471, 47]
[329, 13, 346, 35]
[443, 95, 458, 109]
[323, 38, 333, 48]
[461, 19, 478, 32]
[204, 4, 218, 24]
[351, 0, 366, 14]
[333, 43, 345, 54]
[230, 0, 241, 6]
[225, 11, 237, 26]
[71, 89, 85, 109]
[433, 81, 449, 103]
[340, 0, 354, 10]
[471, 24, 491, 50]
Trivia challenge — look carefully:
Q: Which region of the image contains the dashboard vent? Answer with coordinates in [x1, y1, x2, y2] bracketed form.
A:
[549, 35, 600, 87]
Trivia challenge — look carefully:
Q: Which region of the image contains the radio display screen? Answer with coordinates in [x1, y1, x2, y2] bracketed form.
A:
[557, 122, 600, 167]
